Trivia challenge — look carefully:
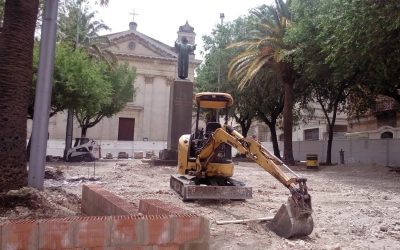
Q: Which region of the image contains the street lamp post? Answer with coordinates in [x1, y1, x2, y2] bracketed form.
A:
[28, 0, 59, 190]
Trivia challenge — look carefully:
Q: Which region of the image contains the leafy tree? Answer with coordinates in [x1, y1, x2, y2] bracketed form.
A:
[75, 63, 136, 137]
[250, 69, 284, 158]
[0, 0, 110, 192]
[287, 0, 351, 164]
[58, 0, 115, 68]
[224, 80, 256, 138]
[287, 0, 400, 163]
[28, 43, 65, 119]
[314, 0, 400, 103]
[197, 16, 258, 137]
[228, 0, 297, 165]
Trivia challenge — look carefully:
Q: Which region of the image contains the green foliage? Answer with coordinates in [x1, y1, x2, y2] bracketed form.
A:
[196, 15, 258, 136]
[58, 0, 116, 68]
[54, 43, 111, 113]
[227, 0, 297, 164]
[30, 42, 136, 136]
[74, 63, 136, 136]
[197, 16, 253, 92]
[0, 0, 4, 25]
[288, 0, 400, 114]
[58, 0, 109, 46]
[101, 64, 136, 117]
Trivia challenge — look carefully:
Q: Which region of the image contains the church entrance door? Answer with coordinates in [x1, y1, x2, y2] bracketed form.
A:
[118, 118, 135, 141]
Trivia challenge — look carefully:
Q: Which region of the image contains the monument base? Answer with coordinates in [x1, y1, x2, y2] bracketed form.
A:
[166, 80, 194, 152]
[159, 149, 177, 161]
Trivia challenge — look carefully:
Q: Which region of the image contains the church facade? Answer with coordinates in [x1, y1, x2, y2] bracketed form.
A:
[28, 21, 201, 141]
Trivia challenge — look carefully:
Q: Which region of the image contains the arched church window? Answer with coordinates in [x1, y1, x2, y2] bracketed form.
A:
[381, 131, 393, 139]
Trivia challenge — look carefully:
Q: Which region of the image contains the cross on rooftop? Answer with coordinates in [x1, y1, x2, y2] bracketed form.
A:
[129, 9, 139, 22]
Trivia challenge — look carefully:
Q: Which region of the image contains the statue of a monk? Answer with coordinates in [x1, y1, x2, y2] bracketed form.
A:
[175, 37, 196, 80]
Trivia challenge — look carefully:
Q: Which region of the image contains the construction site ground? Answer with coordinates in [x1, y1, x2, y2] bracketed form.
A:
[1, 160, 400, 250]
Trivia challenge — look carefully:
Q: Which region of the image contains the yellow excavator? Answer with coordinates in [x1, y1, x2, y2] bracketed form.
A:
[170, 92, 313, 238]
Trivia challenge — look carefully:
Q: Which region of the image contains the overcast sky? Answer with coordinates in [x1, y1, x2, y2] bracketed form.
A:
[92, 0, 275, 58]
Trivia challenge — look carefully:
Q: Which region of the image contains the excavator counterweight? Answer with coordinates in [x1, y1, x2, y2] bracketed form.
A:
[170, 92, 314, 238]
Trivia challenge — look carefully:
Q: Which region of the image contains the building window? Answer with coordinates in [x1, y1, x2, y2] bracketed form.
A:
[304, 128, 319, 141]
[381, 131, 393, 139]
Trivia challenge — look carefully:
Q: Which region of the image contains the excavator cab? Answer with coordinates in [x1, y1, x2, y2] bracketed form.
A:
[170, 92, 314, 238]
[189, 92, 233, 167]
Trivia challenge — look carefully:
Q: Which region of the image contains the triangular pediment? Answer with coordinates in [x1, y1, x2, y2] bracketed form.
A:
[103, 31, 177, 59]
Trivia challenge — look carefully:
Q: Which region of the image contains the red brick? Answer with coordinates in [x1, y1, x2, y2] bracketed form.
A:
[172, 215, 203, 244]
[74, 216, 111, 248]
[38, 218, 75, 249]
[82, 185, 137, 216]
[2, 220, 38, 249]
[157, 244, 181, 250]
[139, 199, 189, 215]
[144, 215, 172, 245]
[110, 215, 144, 246]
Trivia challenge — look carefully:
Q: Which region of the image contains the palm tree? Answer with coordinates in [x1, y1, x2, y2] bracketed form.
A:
[0, 0, 40, 191]
[58, 0, 116, 68]
[0, 0, 109, 191]
[228, 0, 296, 164]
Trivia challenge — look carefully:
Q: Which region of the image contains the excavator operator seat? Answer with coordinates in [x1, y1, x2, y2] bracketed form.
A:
[205, 122, 221, 137]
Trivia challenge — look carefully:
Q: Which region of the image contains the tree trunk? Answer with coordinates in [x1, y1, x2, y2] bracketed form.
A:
[282, 81, 295, 165]
[280, 62, 295, 165]
[81, 126, 88, 138]
[240, 120, 251, 138]
[326, 124, 334, 165]
[269, 123, 281, 159]
[0, 0, 39, 191]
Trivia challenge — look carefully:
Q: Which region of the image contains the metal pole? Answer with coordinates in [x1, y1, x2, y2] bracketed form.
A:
[216, 13, 224, 120]
[28, 0, 59, 190]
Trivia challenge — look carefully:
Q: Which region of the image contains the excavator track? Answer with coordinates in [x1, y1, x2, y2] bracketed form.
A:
[170, 175, 252, 201]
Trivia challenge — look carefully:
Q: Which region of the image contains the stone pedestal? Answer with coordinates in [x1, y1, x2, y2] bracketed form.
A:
[160, 80, 193, 160]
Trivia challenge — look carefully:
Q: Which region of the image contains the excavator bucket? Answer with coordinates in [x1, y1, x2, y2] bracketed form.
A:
[269, 197, 314, 238]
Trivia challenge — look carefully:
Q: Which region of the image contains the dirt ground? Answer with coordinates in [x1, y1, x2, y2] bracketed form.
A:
[1, 160, 400, 250]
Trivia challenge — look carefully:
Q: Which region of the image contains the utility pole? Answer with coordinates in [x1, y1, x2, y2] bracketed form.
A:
[216, 13, 225, 121]
[28, 0, 59, 190]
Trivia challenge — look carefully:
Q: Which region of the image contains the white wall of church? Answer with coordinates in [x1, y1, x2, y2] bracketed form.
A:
[27, 23, 200, 142]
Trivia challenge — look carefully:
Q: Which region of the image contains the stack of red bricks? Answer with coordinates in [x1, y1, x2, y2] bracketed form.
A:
[0, 185, 209, 249]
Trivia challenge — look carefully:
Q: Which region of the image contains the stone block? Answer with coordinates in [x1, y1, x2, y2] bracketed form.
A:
[134, 151, 144, 159]
[145, 151, 155, 159]
[118, 152, 129, 159]
[105, 153, 113, 159]
[159, 149, 178, 161]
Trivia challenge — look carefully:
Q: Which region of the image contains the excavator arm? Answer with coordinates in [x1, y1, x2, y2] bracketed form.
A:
[193, 125, 313, 238]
